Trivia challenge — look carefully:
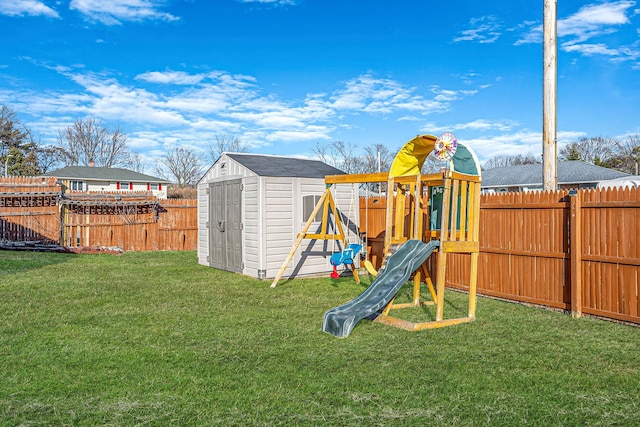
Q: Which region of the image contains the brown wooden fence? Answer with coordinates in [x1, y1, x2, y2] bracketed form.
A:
[1, 177, 197, 252]
[361, 187, 640, 325]
[0, 177, 61, 243]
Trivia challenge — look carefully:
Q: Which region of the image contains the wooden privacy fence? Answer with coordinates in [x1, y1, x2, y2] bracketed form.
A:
[361, 187, 640, 325]
[0, 177, 60, 243]
[1, 177, 197, 252]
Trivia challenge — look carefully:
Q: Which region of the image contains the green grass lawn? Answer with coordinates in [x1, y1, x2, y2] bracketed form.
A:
[1, 250, 639, 426]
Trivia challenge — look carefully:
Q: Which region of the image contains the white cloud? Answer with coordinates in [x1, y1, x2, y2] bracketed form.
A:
[329, 74, 474, 115]
[453, 15, 502, 44]
[69, 0, 179, 25]
[9, 63, 486, 168]
[0, 0, 59, 17]
[238, 0, 298, 5]
[420, 120, 518, 139]
[136, 71, 205, 85]
[559, 0, 633, 42]
[512, 1, 640, 65]
[515, 1, 639, 63]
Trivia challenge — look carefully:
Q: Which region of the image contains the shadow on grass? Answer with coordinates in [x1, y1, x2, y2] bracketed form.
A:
[0, 249, 77, 277]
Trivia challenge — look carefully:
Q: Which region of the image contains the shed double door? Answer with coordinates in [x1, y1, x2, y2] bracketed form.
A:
[209, 179, 242, 273]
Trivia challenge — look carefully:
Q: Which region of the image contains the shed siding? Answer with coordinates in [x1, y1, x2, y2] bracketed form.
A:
[294, 179, 333, 275]
[198, 154, 352, 280]
[242, 176, 260, 275]
[197, 153, 256, 268]
[201, 154, 257, 182]
[197, 181, 209, 266]
[264, 178, 295, 277]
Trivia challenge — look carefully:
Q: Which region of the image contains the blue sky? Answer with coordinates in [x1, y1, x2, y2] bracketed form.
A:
[1, 0, 639, 169]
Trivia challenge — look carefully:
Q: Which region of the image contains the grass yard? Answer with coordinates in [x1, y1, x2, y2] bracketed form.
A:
[1, 250, 639, 426]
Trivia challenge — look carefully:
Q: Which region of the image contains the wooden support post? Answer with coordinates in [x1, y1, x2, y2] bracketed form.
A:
[394, 185, 406, 241]
[467, 180, 481, 318]
[435, 175, 452, 321]
[569, 189, 582, 318]
[383, 176, 395, 256]
[468, 252, 479, 318]
[271, 187, 336, 288]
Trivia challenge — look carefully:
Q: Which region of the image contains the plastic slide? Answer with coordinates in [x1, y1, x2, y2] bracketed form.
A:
[322, 239, 440, 338]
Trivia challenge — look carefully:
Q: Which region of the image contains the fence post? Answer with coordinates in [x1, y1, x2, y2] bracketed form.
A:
[569, 189, 582, 318]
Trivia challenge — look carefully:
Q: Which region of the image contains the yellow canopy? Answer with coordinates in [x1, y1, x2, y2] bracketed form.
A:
[389, 134, 438, 177]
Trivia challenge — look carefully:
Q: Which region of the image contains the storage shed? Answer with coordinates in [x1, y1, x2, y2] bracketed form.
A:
[197, 153, 358, 280]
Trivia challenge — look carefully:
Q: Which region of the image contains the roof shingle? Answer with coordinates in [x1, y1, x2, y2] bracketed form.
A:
[42, 166, 168, 183]
[482, 161, 629, 188]
[225, 153, 344, 178]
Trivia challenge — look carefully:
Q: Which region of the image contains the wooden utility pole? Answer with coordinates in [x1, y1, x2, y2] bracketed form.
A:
[543, 0, 558, 191]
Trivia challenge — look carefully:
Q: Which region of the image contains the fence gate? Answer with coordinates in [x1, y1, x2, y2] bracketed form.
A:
[208, 179, 243, 273]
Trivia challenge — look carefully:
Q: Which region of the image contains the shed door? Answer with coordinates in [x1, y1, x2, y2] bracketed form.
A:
[209, 179, 243, 272]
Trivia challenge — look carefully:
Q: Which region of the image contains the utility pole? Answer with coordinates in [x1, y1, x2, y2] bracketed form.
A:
[543, 0, 558, 190]
[4, 154, 12, 177]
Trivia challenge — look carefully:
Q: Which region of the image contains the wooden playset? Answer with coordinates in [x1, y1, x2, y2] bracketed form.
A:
[272, 133, 482, 333]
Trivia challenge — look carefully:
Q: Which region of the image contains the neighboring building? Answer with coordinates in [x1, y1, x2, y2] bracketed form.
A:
[481, 161, 630, 193]
[596, 176, 640, 189]
[197, 152, 355, 280]
[42, 166, 169, 199]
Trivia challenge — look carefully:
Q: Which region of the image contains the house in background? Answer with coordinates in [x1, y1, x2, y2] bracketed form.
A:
[481, 160, 630, 193]
[42, 166, 170, 199]
[197, 152, 355, 280]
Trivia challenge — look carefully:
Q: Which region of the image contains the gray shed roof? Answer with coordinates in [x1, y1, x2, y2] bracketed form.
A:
[482, 161, 629, 188]
[42, 166, 168, 183]
[225, 153, 345, 178]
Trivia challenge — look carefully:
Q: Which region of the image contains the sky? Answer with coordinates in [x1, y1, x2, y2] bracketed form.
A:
[1, 0, 639, 171]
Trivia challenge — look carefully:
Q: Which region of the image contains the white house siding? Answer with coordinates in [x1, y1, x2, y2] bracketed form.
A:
[83, 180, 167, 199]
[85, 180, 112, 192]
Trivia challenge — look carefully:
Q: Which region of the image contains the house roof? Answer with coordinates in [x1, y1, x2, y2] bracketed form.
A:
[42, 166, 168, 183]
[224, 153, 345, 178]
[482, 161, 630, 188]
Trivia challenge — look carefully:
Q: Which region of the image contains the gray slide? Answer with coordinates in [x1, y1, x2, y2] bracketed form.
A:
[322, 239, 440, 338]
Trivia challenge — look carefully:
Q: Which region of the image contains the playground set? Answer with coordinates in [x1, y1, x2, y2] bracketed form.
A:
[271, 134, 482, 337]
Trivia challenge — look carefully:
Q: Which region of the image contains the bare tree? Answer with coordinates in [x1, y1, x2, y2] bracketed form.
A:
[35, 145, 67, 173]
[57, 118, 131, 167]
[559, 136, 616, 165]
[313, 141, 338, 167]
[613, 134, 640, 175]
[155, 147, 205, 186]
[127, 152, 145, 173]
[482, 153, 541, 169]
[208, 134, 248, 162]
[312, 140, 361, 173]
[356, 144, 394, 174]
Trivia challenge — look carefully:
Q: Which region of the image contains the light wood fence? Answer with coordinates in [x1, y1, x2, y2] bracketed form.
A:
[1, 177, 197, 252]
[361, 187, 640, 325]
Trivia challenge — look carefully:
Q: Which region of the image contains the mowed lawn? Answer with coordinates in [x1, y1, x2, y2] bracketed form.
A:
[1, 250, 639, 426]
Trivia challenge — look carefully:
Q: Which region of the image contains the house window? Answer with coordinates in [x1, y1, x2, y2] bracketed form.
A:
[119, 182, 132, 190]
[303, 195, 323, 222]
[70, 180, 84, 191]
[149, 183, 159, 191]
